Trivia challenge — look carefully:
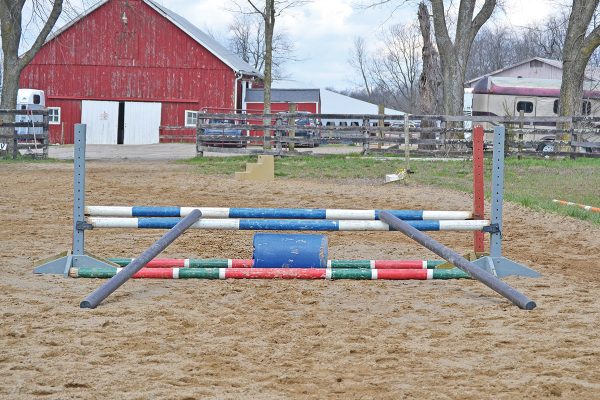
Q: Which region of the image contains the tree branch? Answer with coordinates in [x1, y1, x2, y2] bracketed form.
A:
[18, 0, 64, 70]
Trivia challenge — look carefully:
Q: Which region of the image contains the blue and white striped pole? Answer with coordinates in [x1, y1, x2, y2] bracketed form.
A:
[85, 206, 473, 221]
[87, 217, 490, 231]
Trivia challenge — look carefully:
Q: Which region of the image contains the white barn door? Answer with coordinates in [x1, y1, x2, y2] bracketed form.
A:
[81, 101, 119, 144]
[124, 102, 162, 144]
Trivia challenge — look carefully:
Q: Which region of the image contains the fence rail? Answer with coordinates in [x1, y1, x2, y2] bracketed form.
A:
[0, 109, 50, 159]
[194, 113, 600, 158]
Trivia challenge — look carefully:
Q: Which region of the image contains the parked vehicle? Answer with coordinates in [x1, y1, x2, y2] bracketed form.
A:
[471, 77, 600, 153]
[277, 112, 320, 147]
[202, 119, 246, 148]
[16, 89, 45, 136]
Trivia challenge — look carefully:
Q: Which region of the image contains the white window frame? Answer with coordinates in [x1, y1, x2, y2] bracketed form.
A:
[185, 110, 198, 127]
[48, 107, 61, 125]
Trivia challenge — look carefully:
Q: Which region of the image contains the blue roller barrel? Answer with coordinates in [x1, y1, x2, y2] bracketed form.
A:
[253, 233, 328, 268]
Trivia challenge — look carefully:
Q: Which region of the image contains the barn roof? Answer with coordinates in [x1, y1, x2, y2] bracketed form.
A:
[465, 57, 563, 86]
[245, 88, 321, 103]
[46, 0, 261, 77]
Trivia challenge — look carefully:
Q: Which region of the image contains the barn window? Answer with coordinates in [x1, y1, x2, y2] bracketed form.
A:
[185, 110, 198, 127]
[48, 107, 61, 125]
[553, 100, 559, 114]
[582, 100, 592, 115]
[516, 101, 534, 114]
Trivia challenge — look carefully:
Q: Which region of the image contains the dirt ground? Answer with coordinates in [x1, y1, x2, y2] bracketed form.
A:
[1, 160, 599, 399]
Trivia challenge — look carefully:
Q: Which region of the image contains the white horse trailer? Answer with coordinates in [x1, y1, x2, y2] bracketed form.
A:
[472, 77, 600, 152]
[16, 89, 46, 136]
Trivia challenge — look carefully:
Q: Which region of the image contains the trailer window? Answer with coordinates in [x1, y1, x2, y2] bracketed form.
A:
[516, 101, 534, 114]
[33, 94, 41, 105]
[582, 101, 592, 115]
[553, 100, 559, 114]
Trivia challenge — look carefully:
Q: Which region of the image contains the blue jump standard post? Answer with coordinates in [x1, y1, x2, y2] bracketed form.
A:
[80, 209, 202, 309]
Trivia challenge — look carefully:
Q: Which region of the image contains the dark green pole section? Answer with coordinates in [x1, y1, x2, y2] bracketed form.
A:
[379, 211, 536, 310]
[80, 209, 202, 309]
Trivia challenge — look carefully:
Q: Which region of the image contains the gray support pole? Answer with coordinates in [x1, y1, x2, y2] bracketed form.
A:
[490, 126, 505, 258]
[80, 209, 202, 309]
[379, 211, 536, 310]
[73, 124, 87, 256]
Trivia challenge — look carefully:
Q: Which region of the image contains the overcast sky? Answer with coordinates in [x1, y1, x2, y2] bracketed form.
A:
[44, 0, 562, 91]
[150, 0, 562, 90]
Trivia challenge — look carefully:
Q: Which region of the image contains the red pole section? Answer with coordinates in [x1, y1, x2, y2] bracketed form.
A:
[472, 126, 485, 253]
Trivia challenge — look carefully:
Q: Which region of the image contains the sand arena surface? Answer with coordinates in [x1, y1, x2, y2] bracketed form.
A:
[1, 160, 599, 399]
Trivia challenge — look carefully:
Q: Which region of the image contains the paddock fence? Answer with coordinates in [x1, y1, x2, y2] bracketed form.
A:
[0, 109, 50, 159]
[193, 112, 600, 158]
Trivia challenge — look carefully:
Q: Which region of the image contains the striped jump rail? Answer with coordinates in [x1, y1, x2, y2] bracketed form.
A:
[69, 267, 471, 280]
[552, 199, 600, 213]
[87, 218, 490, 231]
[107, 258, 447, 269]
[85, 206, 473, 221]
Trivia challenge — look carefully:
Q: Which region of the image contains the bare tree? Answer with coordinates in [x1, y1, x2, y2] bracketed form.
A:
[559, 0, 600, 118]
[0, 0, 63, 110]
[348, 36, 373, 99]
[228, 13, 295, 79]
[429, 0, 497, 118]
[369, 23, 422, 112]
[417, 1, 442, 115]
[234, 0, 308, 149]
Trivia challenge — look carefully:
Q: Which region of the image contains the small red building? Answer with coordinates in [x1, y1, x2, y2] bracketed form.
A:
[20, 0, 261, 144]
[244, 88, 321, 115]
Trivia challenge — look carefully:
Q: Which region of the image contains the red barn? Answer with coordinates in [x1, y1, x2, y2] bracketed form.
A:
[20, 0, 261, 144]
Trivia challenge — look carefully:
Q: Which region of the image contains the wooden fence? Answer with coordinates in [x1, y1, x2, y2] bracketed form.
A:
[0, 109, 50, 159]
[194, 113, 600, 157]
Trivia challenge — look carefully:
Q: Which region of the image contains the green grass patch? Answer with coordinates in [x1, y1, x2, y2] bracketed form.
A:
[182, 154, 600, 225]
[0, 154, 60, 163]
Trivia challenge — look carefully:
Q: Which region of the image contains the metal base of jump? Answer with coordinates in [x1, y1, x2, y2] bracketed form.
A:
[471, 256, 540, 279]
[34, 251, 117, 275]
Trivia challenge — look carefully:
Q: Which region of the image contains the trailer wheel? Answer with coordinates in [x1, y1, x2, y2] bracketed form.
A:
[537, 141, 555, 153]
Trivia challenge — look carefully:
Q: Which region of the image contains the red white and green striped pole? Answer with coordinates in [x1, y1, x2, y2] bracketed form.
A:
[106, 257, 446, 269]
[69, 267, 470, 280]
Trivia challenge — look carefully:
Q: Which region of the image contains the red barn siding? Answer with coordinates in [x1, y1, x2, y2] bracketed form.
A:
[20, 0, 241, 143]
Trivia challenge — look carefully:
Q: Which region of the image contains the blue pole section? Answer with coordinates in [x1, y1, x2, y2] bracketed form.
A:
[80, 209, 202, 309]
[379, 211, 536, 310]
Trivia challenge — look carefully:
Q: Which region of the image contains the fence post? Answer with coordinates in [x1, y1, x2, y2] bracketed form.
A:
[378, 104, 384, 149]
[288, 103, 296, 152]
[12, 127, 18, 160]
[517, 109, 524, 159]
[196, 114, 204, 157]
[362, 117, 369, 155]
[404, 113, 410, 170]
